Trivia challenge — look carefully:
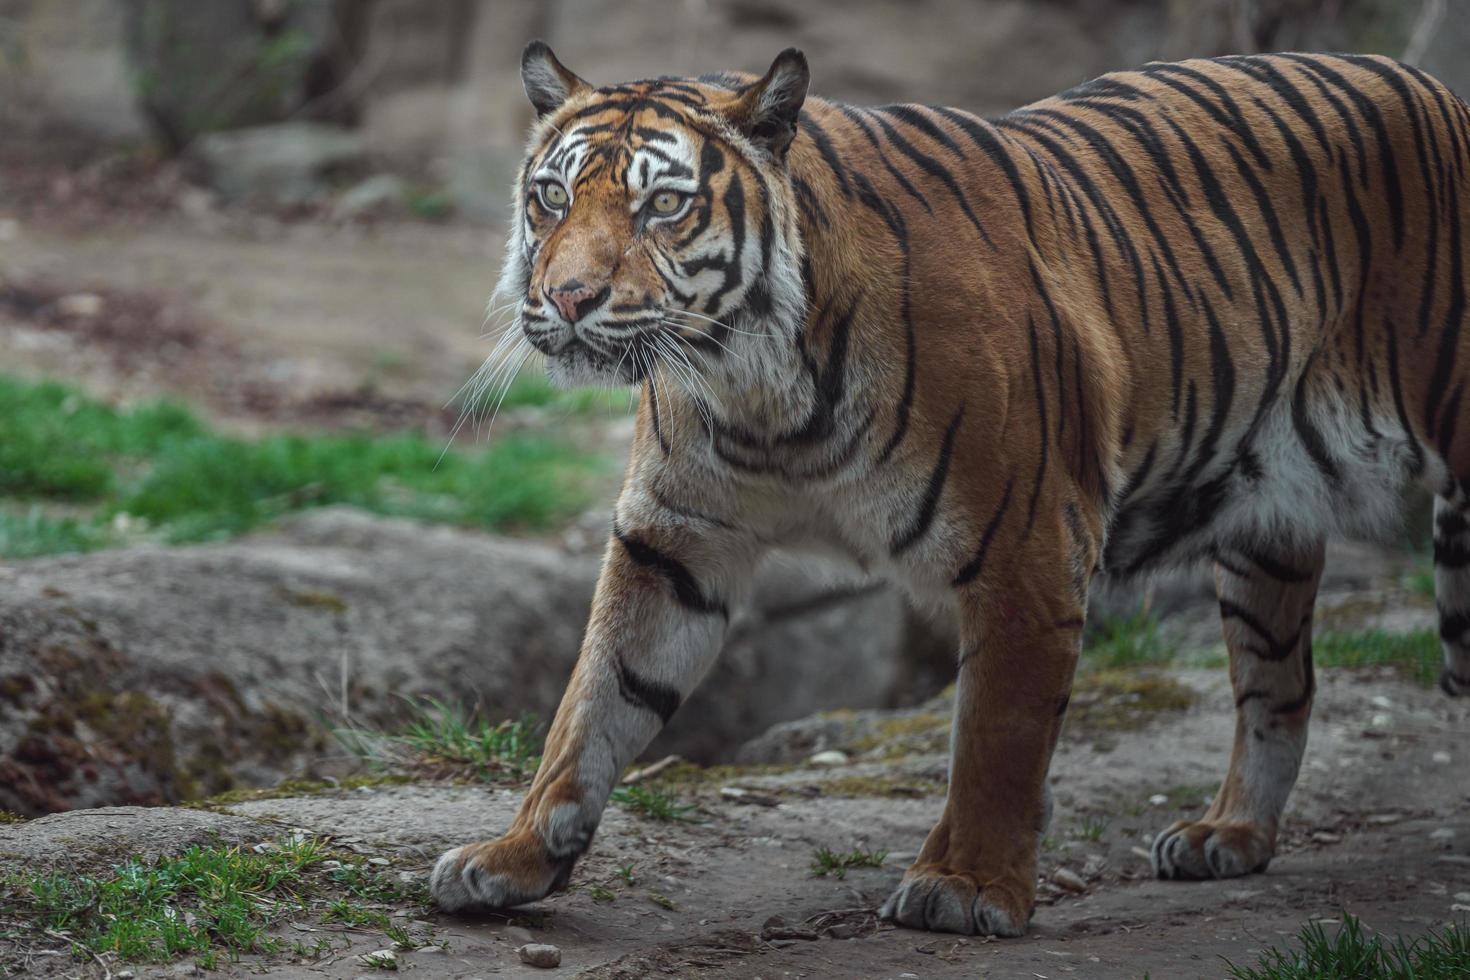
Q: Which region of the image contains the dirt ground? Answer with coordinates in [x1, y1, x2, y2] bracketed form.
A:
[0, 147, 507, 436]
[4, 667, 1465, 979]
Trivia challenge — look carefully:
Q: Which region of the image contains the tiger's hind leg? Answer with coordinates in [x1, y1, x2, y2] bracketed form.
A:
[1152, 539, 1325, 880]
[1433, 495, 1470, 696]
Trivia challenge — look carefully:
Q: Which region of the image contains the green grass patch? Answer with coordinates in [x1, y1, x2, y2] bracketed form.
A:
[1314, 629, 1442, 687]
[1226, 913, 1469, 979]
[1, 835, 429, 970]
[337, 700, 542, 783]
[0, 374, 605, 558]
[809, 846, 887, 880]
[5, 837, 325, 964]
[610, 784, 698, 822]
[1084, 611, 1179, 668]
[495, 372, 634, 417]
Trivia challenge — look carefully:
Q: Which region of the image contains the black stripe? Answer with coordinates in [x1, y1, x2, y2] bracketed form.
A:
[1219, 600, 1303, 661]
[952, 478, 1015, 587]
[1022, 324, 1050, 538]
[891, 405, 966, 555]
[869, 112, 994, 248]
[613, 522, 727, 617]
[614, 654, 681, 724]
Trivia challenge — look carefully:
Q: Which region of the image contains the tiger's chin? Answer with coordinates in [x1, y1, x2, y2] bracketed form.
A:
[544, 341, 644, 389]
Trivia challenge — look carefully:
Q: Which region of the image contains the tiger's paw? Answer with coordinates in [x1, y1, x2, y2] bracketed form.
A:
[878, 865, 1031, 937]
[1441, 666, 1469, 697]
[429, 832, 575, 913]
[1151, 819, 1273, 880]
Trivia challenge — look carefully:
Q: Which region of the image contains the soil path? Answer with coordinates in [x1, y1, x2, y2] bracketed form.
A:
[6, 668, 1465, 979]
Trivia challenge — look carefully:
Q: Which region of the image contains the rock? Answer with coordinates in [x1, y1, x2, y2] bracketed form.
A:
[332, 174, 406, 221]
[1311, 831, 1342, 844]
[1430, 828, 1456, 842]
[1148, 794, 1168, 806]
[720, 786, 781, 807]
[0, 508, 942, 813]
[53, 293, 103, 317]
[1052, 867, 1088, 893]
[189, 123, 366, 204]
[517, 943, 562, 968]
[808, 750, 850, 767]
[1432, 751, 1452, 764]
[121, 0, 366, 151]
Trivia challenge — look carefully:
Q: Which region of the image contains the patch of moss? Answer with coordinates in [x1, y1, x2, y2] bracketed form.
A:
[0, 810, 27, 824]
[646, 760, 798, 788]
[814, 773, 946, 798]
[1067, 669, 1196, 732]
[188, 772, 416, 809]
[848, 712, 949, 758]
[280, 587, 349, 615]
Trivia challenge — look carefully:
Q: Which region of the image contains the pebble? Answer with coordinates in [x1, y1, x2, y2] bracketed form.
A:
[55, 293, 103, 317]
[1052, 868, 1087, 893]
[1430, 828, 1456, 842]
[367, 857, 391, 866]
[808, 750, 849, 766]
[357, 950, 396, 969]
[1311, 831, 1342, 844]
[1369, 712, 1393, 728]
[1148, 794, 1168, 806]
[1457, 892, 1470, 902]
[518, 943, 562, 968]
[1370, 695, 1394, 709]
[1432, 751, 1452, 764]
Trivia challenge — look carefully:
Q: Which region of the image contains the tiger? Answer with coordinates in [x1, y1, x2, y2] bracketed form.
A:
[429, 41, 1470, 937]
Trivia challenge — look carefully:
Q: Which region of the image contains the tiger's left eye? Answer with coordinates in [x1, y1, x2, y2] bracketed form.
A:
[650, 191, 684, 215]
[539, 182, 568, 210]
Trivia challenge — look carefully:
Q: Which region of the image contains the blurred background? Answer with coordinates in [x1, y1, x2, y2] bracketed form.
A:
[0, 0, 1463, 815]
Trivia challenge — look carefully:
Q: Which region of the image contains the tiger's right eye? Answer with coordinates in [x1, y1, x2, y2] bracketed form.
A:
[538, 182, 569, 210]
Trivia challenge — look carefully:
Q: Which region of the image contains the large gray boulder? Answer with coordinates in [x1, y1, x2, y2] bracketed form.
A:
[0, 508, 934, 815]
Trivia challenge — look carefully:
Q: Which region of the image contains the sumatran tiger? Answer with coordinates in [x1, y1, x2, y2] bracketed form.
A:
[429, 42, 1470, 936]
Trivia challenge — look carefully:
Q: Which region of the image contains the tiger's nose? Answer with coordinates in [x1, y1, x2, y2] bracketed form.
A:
[546, 280, 604, 323]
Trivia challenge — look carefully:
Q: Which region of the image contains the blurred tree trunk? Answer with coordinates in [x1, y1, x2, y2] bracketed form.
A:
[120, 0, 374, 153]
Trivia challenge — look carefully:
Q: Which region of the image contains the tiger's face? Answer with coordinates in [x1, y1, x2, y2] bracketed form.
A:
[499, 44, 810, 388]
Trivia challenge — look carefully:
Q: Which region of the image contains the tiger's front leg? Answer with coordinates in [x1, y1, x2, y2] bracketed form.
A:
[430, 511, 754, 911]
[882, 521, 1086, 936]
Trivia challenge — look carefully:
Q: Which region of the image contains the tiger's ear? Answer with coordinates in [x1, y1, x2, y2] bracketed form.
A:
[521, 40, 590, 118]
[731, 48, 809, 157]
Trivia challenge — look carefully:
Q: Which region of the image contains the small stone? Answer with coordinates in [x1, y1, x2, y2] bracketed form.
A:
[1367, 812, 1403, 825]
[808, 750, 849, 767]
[720, 786, 781, 807]
[55, 293, 103, 318]
[1457, 892, 1470, 902]
[367, 857, 391, 866]
[1432, 751, 1452, 764]
[1430, 828, 1456, 842]
[1369, 712, 1393, 728]
[1311, 831, 1342, 844]
[826, 922, 862, 939]
[114, 972, 135, 980]
[1052, 867, 1087, 893]
[1148, 794, 1168, 806]
[1081, 855, 1107, 880]
[518, 943, 562, 968]
[1370, 695, 1394, 709]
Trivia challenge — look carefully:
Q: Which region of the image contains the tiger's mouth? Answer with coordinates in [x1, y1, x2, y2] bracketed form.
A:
[541, 333, 650, 388]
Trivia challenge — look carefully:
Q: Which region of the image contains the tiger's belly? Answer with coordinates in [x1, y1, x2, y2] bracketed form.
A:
[1101, 385, 1428, 576]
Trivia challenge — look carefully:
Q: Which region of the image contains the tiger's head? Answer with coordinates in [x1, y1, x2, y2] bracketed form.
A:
[496, 42, 810, 389]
